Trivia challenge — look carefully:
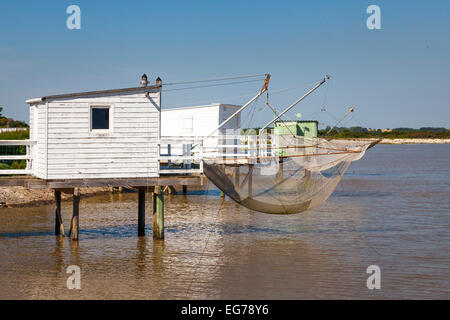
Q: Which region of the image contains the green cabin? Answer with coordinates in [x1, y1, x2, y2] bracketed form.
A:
[274, 121, 318, 156]
[274, 120, 318, 138]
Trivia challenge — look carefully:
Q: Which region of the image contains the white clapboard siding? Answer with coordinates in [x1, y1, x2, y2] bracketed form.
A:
[29, 105, 36, 175]
[161, 103, 241, 156]
[29, 89, 161, 179]
[35, 104, 47, 179]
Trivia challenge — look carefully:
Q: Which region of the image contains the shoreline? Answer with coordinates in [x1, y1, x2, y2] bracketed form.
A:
[0, 187, 111, 208]
[332, 138, 450, 144]
[378, 138, 450, 144]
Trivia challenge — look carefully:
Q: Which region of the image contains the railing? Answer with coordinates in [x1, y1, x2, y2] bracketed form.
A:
[158, 134, 280, 170]
[159, 136, 204, 174]
[0, 140, 36, 175]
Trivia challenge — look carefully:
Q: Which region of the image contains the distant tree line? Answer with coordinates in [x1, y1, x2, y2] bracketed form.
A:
[0, 106, 29, 128]
[319, 126, 450, 139]
[241, 126, 450, 139]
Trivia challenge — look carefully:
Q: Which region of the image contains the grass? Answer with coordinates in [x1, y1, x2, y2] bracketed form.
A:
[0, 129, 29, 170]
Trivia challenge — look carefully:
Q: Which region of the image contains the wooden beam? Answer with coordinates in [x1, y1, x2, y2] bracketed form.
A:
[166, 185, 177, 195]
[132, 186, 155, 193]
[153, 186, 164, 239]
[55, 188, 74, 195]
[138, 187, 146, 236]
[25, 176, 203, 189]
[0, 177, 34, 187]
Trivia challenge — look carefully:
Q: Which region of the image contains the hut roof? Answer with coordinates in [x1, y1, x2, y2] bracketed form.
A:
[26, 83, 161, 104]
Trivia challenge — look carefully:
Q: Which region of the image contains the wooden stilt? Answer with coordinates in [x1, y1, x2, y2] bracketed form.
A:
[138, 187, 146, 236]
[248, 164, 253, 198]
[276, 158, 284, 184]
[151, 190, 156, 219]
[54, 190, 64, 236]
[302, 168, 311, 183]
[153, 186, 164, 239]
[182, 185, 187, 195]
[68, 188, 80, 241]
[168, 185, 177, 195]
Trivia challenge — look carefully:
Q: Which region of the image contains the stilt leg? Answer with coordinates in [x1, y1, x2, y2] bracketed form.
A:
[276, 158, 284, 184]
[138, 187, 146, 236]
[69, 188, 80, 241]
[54, 190, 64, 236]
[153, 186, 164, 239]
[248, 164, 253, 198]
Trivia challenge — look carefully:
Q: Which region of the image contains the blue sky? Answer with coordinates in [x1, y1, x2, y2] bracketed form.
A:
[0, 0, 449, 129]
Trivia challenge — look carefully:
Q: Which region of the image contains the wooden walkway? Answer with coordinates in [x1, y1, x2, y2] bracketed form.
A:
[0, 175, 204, 188]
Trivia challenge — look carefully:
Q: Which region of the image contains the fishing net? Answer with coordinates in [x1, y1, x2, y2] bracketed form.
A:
[200, 133, 375, 214]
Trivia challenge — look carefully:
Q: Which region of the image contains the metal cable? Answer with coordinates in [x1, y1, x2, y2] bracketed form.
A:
[164, 73, 267, 86]
[164, 78, 265, 92]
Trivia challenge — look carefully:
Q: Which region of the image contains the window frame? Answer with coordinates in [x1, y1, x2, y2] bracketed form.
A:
[89, 104, 113, 135]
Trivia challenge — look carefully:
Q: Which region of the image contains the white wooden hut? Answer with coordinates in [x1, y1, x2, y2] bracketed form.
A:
[160, 103, 241, 156]
[26, 78, 162, 180]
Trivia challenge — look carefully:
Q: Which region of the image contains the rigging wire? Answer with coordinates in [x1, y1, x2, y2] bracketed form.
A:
[163, 78, 265, 92]
[163, 79, 323, 109]
[163, 73, 267, 86]
[163, 92, 255, 109]
[240, 95, 260, 129]
[322, 80, 329, 110]
[268, 79, 322, 96]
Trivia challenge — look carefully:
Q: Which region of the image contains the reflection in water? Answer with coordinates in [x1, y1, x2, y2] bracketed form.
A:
[0, 145, 449, 299]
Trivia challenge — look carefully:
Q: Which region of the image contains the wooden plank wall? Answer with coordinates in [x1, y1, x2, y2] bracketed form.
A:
[36, 89, 161, 179]
[34, 104, 48, 179]
[160, 104, 241, 156]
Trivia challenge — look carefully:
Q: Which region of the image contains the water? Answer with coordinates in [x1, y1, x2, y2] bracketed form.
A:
[0, 144, 448, 299]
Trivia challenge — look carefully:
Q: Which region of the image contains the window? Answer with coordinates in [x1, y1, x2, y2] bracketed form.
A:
[91, 106, 110, 131]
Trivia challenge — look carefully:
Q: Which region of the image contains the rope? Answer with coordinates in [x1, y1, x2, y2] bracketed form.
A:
[268, 79, 322, 95]
[164, 78, 265, 92]
[163, 92, 255, 109]
[240, 95, 260, 130]
[164, 73, 267, 86]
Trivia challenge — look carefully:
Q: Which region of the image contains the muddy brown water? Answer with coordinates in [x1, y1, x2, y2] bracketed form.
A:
[0, 144, 448, 299]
